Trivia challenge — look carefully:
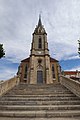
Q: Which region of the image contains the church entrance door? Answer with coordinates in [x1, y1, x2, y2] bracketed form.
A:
[37, 71, 43, 84]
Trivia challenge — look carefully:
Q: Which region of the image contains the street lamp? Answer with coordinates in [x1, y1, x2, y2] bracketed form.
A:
[78, 40, 80, 57]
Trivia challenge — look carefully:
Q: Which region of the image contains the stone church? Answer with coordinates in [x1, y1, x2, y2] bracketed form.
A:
[18, 15, 61, 84]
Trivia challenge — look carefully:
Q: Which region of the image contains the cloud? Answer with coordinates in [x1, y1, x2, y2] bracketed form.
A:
[0, 58, 19, 80]
[64, 55, 80, 60]
[3, 40, 30, 63]
[66, 66, 80, 71]
[0, 68, 16, 80]
[0, 0, 80, 80]
[49, 41, 79, 61]
[0, 0, 80, 62]
[0, 64, 17, 80]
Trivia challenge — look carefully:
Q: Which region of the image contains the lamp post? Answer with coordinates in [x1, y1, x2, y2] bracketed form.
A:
[78, 40, 80, 57]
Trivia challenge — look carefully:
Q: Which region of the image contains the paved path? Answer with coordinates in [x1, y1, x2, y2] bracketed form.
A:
[0, 118, 80, 120]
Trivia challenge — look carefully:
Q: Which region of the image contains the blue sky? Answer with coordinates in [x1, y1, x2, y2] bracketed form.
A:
[0, 0, 80, 80]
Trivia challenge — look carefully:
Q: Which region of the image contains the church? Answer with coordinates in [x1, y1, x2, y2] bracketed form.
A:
[18, 15, 61, 84]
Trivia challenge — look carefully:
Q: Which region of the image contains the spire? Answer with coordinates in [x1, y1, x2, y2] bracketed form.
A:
[38, 14, 42, 27]
[33, 14, 47, 34]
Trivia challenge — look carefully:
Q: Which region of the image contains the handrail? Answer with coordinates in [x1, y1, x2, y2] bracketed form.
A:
[60, 75, 80, 97]
[0, 76, 20, 96]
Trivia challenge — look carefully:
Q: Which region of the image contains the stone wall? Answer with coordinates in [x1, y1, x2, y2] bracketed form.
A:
[60, 75, 80, 97]
[0, 76, 20, 96]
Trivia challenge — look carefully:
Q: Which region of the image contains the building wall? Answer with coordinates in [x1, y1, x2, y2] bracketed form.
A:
[50, 62, 59, 83]
[29, 55, 52, 84]
[20, 58, 60, 84]
[64, 71, 80, 78]
[20, 61, 30, 83]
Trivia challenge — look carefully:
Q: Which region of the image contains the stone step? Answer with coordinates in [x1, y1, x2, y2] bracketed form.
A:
[0, 100, 80, 105]
[10, 90, 70, 93]
[3, 93, 76, 97]
[10, 85, 69, 89]
[9, 86, 69, 90]
[14, 88, 68, 91]
[0, 110, 80, 118]
[1, 96, 80, 101]
[5, 91, 72, 95]
[2, 93, 76, 96]
[15, 83, 63, 87]
[0, 105, 80, 111]
[10, 84, 69, 90]
[10, 86, 69, 89]
[0, 83, 80, 118]
[6, 86, 70, 95]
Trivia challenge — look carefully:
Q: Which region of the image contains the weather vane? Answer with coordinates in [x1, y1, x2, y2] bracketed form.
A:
[78, 39, 80, 57]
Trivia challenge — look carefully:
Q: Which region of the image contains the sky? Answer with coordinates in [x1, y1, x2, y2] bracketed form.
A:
[0, 0, 80, 80]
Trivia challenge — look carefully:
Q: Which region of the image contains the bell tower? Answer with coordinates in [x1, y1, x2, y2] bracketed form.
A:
[29, 15, 52, 84]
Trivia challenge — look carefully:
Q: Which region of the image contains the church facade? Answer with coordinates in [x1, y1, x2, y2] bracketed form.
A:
[18, 16, 61, 84]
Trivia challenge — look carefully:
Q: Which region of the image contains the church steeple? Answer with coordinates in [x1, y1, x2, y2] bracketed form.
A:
[18, 15, 60, 84]
[31, 15, 49, 56]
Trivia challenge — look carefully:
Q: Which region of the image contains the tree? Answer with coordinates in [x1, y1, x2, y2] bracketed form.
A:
[0, 44, 5, 59]
[78, 40, 80, 57]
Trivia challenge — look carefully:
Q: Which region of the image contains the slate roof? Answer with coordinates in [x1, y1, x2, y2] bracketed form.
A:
[21, 57, 58, 63]
[64, 71, 80, 75]
[21, 57, 30, 62]
[50, 57, 59, 62]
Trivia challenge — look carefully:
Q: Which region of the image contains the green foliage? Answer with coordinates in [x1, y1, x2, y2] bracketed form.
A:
[0, 44, 5, 59]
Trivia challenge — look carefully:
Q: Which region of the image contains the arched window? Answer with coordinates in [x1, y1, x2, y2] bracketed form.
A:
[24, 64, 28, 79]
[38, 37, 42, 49]
[52, 64, 55, 78]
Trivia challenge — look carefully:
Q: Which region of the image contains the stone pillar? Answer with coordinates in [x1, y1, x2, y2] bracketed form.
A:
[45, 56, 52, 84]
[29, 56, 35, 84]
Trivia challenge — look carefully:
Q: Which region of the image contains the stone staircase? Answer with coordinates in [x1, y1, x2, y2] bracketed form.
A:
[0, 83, 80, 118]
